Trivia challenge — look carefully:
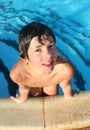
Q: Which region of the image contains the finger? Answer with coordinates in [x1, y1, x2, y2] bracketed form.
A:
[10, 96, 23, 103]
[16, 94, 20, 98]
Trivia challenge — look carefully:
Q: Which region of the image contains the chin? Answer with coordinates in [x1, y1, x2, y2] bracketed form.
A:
[43, 68, 53, 74]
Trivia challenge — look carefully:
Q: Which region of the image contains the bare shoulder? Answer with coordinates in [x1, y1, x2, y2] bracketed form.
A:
[10, 60, 26, 83]
[55, 55, 75, 77]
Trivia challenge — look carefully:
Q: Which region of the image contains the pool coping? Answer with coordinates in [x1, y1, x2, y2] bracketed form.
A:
[0, 91, 90, 130]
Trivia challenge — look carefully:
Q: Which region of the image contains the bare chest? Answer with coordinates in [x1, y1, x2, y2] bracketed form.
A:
[23, 72, 59, 87]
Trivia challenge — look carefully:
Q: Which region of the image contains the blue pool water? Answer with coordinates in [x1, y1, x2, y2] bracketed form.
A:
[0, 0, 90, 97]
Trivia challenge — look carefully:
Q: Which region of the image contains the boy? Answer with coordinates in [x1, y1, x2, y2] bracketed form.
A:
[10, 22, 77, 103]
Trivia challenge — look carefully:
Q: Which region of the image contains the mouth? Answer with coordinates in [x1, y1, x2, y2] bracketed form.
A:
[42, 62, 53, 68]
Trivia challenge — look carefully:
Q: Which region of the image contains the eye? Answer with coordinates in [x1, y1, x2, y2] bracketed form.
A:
[48, 44, 54, 48]
[35, 49, 41, 52]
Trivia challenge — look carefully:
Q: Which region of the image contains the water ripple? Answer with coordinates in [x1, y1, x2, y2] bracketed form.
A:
[0, 0, 90, 96]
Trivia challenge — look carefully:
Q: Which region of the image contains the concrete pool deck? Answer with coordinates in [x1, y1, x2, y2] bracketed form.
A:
[0, 91, 90, 130]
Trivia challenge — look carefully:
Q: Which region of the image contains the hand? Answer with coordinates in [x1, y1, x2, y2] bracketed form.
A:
[65, 89, 78, 99]
[72, 89, 79, 97]
[10, 94, 28, 103]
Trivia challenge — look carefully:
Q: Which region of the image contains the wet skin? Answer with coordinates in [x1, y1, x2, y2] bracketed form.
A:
[10, 36, 78, 103]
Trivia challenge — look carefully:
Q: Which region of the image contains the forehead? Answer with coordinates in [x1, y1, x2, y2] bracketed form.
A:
[40, 35, 54, 43]
[30, 35, 54, 48]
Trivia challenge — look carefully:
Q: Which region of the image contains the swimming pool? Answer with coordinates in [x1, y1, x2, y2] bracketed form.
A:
[0, 0, 90, 97]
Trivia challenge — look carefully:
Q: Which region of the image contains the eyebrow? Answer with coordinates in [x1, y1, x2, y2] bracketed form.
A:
[35, 41, 55, 48]
[36, 45, 42, 48]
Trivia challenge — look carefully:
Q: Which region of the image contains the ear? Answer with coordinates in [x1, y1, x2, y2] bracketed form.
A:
[21, 57, 29, 64]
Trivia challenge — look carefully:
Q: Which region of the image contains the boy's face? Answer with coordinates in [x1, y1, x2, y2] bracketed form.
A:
[27, 35, 58, 74]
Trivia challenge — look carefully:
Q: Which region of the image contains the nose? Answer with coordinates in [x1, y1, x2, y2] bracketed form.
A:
[43, 48, 52, 59]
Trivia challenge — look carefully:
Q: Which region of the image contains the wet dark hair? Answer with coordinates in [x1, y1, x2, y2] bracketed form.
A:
[18, 22, 56, 58]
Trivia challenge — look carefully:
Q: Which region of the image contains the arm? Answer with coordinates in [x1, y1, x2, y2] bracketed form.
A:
[10, 84, 30, 103]
[59, 62, 78, 98]
[10, 66, 30, 103]
[59, 80, 72, 98]
[60, 79, 78, 98]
